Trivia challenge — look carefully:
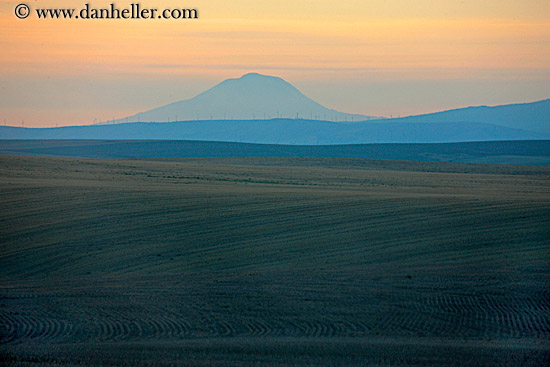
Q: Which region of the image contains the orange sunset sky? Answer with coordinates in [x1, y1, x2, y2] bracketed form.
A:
[1, 0, 549, 127]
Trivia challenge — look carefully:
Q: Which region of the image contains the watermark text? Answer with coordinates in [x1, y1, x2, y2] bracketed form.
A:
[15, 3, 199, 20]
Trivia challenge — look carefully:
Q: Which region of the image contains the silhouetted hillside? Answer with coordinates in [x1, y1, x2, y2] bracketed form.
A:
[387, 99, 550, 135]
[1, 119, 546, 144]
[1, 139, 549, 165]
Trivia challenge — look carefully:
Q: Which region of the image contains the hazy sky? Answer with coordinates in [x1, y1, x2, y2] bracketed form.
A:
[1, 0, 549, 127]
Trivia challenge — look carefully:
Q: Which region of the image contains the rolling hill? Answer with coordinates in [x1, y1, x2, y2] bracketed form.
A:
[387, 99, 550, 135]
[1, 139, 550, 165]
[0, 119, 547, 144]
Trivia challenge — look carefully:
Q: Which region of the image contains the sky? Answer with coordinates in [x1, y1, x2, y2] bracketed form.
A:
[0, 0, 549, 127]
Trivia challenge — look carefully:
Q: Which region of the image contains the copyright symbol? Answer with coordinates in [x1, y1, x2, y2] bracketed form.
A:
[15, 4, 30, 19]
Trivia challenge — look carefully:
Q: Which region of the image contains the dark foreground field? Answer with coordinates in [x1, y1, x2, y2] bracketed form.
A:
[1, 155, 549, 366]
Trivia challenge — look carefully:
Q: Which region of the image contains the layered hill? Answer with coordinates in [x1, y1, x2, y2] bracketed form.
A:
[1, 139, 549, 165]
[0, 118, 546, 144]
[387, 99, 550, 135]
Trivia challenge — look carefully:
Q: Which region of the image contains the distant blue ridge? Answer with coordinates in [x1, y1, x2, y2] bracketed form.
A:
[0, 119, 547, 144]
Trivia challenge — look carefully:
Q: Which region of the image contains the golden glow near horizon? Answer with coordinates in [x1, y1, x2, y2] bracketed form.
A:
[1, 0, 549, 126]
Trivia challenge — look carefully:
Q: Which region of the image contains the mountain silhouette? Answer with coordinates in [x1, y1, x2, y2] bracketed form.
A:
[389, 99, 550, 135]
[115, 73, 373, 123]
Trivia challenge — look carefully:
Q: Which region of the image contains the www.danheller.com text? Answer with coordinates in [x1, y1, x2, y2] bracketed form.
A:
[15, 3, 199, 20]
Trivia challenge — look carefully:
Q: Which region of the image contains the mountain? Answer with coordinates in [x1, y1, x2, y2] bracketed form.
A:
[115, 73, 373, 123]
[1, 76, 548, 144]
[387, 99, 550, 135]
[1, 119, 546, 144]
